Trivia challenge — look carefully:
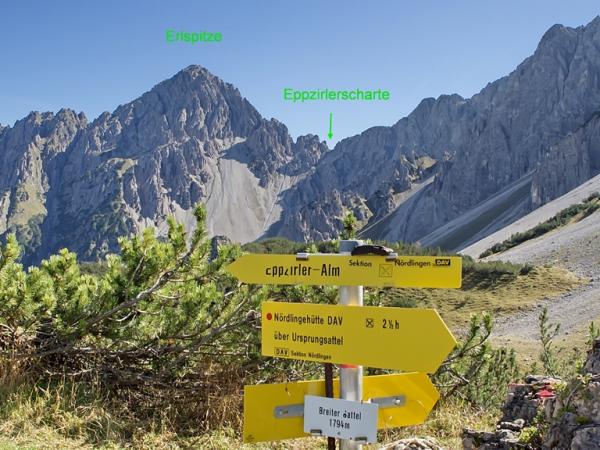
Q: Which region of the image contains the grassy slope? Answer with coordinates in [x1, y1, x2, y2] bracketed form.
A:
[377, 266, 583, 329]
[0, 386, 495, 450]
[496, 309, 600, 368]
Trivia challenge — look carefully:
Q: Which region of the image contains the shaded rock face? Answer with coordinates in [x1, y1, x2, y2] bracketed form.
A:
[209, 235, 231, 261]
[463, 341, 600, 450]
[543, 339, 600, 449]
[272, 95, 468, 241]
[462, 375, 560, 450]
[0, 110, 87, 257]
[271, 17, 600, 245]
[532, 113, 600, 208]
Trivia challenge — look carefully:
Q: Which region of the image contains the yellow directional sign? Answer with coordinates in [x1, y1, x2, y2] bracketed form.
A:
[262, 301, 456, 372]
[244, 373, 439, 443]
[226, 254, 462, 288]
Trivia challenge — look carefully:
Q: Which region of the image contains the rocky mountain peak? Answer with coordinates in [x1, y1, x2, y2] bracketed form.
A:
[2, 64, 327, 263]
[578, 15, 600, 35]
[283, 133, 329, 176]
[179, 64, 220, 81]
[406, 94, 465, 123]
[5, 109, 86, 157]
[4, 20, 600, 262]
[538, 23, 573, 44]
[268, 18, 600, 247]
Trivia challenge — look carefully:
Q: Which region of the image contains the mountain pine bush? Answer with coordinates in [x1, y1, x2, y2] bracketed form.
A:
[0, 205, 265, 397]
[0, 204, 522, 434]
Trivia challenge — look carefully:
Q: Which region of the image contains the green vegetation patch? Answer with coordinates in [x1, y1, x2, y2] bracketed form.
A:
[0, 210, 586, 449]
[480, 192, 600, 258]
[374, 264, 582, 329]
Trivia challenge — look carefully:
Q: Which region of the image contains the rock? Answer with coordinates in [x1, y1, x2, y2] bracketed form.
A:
[209, 235, 231, 261]
[382, 436, 446, 450]
[462, 375, 560, 449]
[498, 420, 525, 432]
[462, 428, 529, 450]
[584, 338, 600, 375]
[542, 338, 600, 449]
[467, 338, 600, 449]
[571, 426, 600, 449]
[500, 377, 559, 425]
[0, 109, 87, 258]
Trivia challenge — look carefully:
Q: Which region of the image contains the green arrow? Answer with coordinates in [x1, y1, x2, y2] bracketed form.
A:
[328, 112, 333, 139]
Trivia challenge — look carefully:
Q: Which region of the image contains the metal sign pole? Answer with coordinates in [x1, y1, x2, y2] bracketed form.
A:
[338, 239, 363, 450]
[325, 362, 336, 450]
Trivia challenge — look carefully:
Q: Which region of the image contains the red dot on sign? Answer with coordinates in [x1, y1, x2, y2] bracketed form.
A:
[266, 313, 272, 320]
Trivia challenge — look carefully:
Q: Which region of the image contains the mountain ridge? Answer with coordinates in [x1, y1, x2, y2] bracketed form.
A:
[0, 65, 328, 263]
[269, 16, 600, 245]
[2, 18, 600, 263]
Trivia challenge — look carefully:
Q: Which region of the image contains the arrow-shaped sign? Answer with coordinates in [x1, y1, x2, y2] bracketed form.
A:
[262, 301, 456, 372]
[328, 112, 333, 139]
[244, 372, 440, 443]
[225, 253, 462, 288]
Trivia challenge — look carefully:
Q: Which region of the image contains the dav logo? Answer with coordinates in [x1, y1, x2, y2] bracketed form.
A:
[435, 258, 451, 267]
[275, 347, 289, 357]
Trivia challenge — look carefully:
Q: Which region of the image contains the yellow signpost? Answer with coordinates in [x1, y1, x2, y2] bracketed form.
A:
[243, 373, 440, 443]
[261, 301, 456, 373]
[226, 254, 462, 288]
[227, 247, 461, 447]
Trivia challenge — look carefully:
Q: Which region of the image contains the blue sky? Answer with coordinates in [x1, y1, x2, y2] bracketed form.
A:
[1, 1, 599, 144]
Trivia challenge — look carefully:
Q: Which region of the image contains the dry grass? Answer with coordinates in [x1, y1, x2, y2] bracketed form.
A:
[499, 311, 600, 369]
[0, 380, 497, 450]
[379, 266, 583, 329]
[183, 398, 497, 449]
[377, 398, 498, 449]
[200, 364, 246, 431]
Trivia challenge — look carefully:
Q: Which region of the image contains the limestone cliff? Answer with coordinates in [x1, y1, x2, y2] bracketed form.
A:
[3, 18, 600, 262]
